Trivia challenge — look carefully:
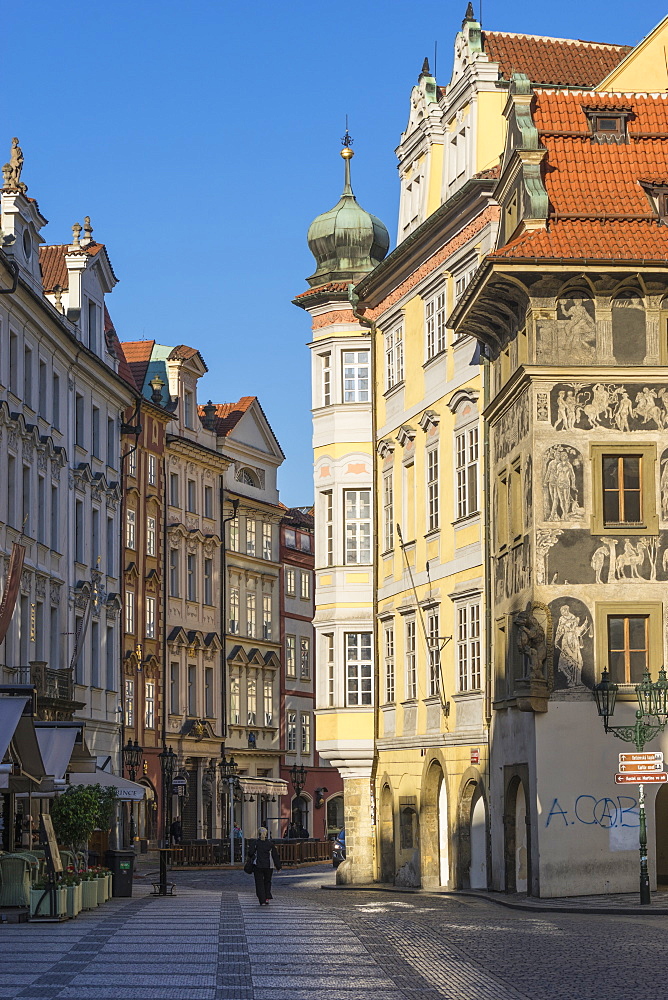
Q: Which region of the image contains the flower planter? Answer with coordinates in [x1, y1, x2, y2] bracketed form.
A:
[106, 873, 113, 899]
[66, 883, 82, 918]
[81, 879, 99, 910]
[96, 876, 106, 905]
[30, 886, 67, 918]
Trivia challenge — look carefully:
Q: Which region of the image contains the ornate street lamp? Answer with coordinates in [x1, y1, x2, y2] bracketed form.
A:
[290, 763, 307, 798]
[218, 751, 239, 865]
[122, 738, 142, 782]
[592, 667, 668, 905]
[158, 744, 177, 848]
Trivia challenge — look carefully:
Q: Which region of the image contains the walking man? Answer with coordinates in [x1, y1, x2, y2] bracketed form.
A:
[249, 827, 281, 905]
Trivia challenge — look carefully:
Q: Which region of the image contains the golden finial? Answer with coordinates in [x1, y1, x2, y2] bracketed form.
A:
[341, 117, 354, 159]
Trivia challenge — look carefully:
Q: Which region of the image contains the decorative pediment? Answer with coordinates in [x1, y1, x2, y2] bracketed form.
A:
[264, 651, 281, 669]
[246, 647, 265, 667]
[203, 632, 222, 651]
[377, 438, 395, 459]
[418, 409, 440, 431]
[167, 626, 189, 645]
[105, 593, 122, 613]
[447, 389, 480, 414]
[396, 425, 417, 447]
[145, 568, 161, 585]
[125, 561, 139, 580]
[181, 717, 214, 740]
[227, 644, 249, 664]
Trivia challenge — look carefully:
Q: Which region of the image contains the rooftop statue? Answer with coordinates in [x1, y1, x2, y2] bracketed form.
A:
[2, 137, 27, 193]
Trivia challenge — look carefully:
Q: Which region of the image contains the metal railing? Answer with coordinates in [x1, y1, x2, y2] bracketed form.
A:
[175, 839, 332, 867]
[0, 662, 73, 701]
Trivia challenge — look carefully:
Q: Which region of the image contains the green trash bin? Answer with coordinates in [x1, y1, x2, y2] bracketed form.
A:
[104, 849, 135, 897]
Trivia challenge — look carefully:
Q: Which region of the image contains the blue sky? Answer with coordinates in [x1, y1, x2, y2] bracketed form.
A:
[5, 2, 658, 504]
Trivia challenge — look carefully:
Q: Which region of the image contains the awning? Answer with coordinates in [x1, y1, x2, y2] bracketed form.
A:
[0, 697, 48, 792]
[36, 726, 80, 783]
[68, 768, 146, 801]
[0, 697, 28, 762]
[237, 776, 288, 797]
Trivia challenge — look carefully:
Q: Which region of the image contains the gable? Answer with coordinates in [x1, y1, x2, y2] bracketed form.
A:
[597, 17, 668, 92]
[226, 401, 284, 462]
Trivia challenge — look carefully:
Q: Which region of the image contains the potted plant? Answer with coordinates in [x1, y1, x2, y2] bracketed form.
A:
[80, 871, 100, 910]
[50, 784, 116, 872]
[30, 878, 67, 919]
[61, 874, 82, 918]
[98, 866, 113, 900]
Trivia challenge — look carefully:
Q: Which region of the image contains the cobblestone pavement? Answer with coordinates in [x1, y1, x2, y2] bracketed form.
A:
[3, 865, 668, 999]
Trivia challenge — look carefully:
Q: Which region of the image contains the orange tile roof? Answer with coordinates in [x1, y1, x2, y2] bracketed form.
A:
[38, 242, 111, 292]
[491, 91, 668, 263]
[168, 344, 208, 371]
[198, 397, 256, 437]
[481, 32, 631, 88]
[120, 340, 156, 392]
[293, 280, 350, 301]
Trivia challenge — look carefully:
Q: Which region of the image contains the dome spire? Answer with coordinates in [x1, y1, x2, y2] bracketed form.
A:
[341, 122, 354, 196]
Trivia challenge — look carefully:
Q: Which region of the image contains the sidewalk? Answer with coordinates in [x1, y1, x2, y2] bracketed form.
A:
[324, 881, 668, 915]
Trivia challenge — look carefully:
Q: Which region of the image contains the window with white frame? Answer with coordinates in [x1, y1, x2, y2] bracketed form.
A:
[321, 353, 331, 406]
[300, 636, 310, 678]
[344, 490, 371, 564]
[145, 596, 156, 639]
[325, 633, 334, 706]
[246, 519, 256, 556]
[188, 664, 196, 715]
[204, 558, 213, 605]
[427, 448, 439, 531]
[230, 676, 240, 725]
[145, 680, 155, 728]
[287, 711, 297, 751]
[127, 447, 137, 478]
[345, 632, 372, 705]
[301, 712, 311, 754]
[148, 454, 157, 486]
[126, 508, 136, 549]
[229, 587, 239, 633]
[184, 389, 194, 428]
[342, 351, 369, 402]
[263, 593, 272, 639]
[384, 625, 395, 703]
[262, 522, 272, 560]
[203, 484, 213, 518]
[457, 601, 481, 692]
[456, 425, 479, 519]
[169, 472, 179, 507]
[187, 479, 196, 513]
[246, 591, 256, 636]
[229, 516, 239, 551]
[125, 591, 135, 634]
[286, 635, 296, 677]
[405, 619, 417, 699]
[454, 268, 477, 302]
[285, 568, 296, 597]
[247, 678, 257, 725]
[264, 677, 273, 725]
[205, 667, 213, 718]
[187, 554, 197, 601]
[323, 490, 333, 566]
[125, 678, 134, 727]
[428, 610, 440, 697]
[383, 472, 393, 552]
[169, 549, 179, 597]
[385, 326, 404, 390]
[425, 290, 447, 360]
[448, 125, 468, 194]
[170, 662, 179, 715]
[300, 571, 310, 601]
[147, 516, 156, 556]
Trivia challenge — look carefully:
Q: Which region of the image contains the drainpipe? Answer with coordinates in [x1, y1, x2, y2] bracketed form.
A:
[349, 286, 380, 857]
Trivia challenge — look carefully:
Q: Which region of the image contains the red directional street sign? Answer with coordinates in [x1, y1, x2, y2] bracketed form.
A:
[619, 751, 663, 763]
[615, 772, 668, 784]
[618, 761, 663, 773]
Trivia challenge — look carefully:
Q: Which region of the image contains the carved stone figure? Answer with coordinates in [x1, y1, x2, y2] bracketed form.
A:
[544, 447, 581, 520]
[536, 528, 562, 585]
[2, 137, 27, 193]
[554, 604, 592, 686]
[591, 541, 609, 584]
[616, 539, 646, 580]
[514, 606, 547, 681]
[558, 296, 596, 360]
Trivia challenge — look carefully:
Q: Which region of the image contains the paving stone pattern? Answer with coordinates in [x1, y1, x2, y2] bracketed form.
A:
[2, 867, 668, 999]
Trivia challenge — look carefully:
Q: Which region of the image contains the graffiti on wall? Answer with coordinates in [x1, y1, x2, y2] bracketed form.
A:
[545, 795, 638, 829]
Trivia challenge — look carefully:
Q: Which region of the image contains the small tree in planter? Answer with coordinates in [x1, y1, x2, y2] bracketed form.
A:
[51, 784, 116, 871]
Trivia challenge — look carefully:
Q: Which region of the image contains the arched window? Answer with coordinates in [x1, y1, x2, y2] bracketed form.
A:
[236, 467, 258, 487]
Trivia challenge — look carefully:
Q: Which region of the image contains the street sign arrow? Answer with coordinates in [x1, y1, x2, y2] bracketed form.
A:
[619, 751, 663, 763]
[615, 772, 668, 784]
[618, 761, 663, 773]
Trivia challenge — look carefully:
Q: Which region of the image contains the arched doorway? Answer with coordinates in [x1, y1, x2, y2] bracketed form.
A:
[379, 784, 395, 883]
[470, 795, 487, 889]
[421, 762, 448, 888]
[291, 794, 310, 837]
[655, 783, 668, 886]
[504, 775, 529, 893]
[515, 785, 528, 892]
[326, 794, 344, 838]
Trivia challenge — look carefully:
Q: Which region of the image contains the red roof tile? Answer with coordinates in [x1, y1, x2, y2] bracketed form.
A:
[492, 219, 668, 262]
[293, 281, 350, 300]
[482, 32, 631, 88]
[120, 340, 156, 393]
[433, 35, 628, 106]
[106, 329, 138, 390]
[198, 397, 256, 437]
[168, 344, 208, 371]
[39, 242, 112, 292]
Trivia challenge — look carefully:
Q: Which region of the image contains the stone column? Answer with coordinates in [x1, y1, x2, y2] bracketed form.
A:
[336, 769, 375, 885]
[596, 298, 614, 364]
[645, 296, 662, 365]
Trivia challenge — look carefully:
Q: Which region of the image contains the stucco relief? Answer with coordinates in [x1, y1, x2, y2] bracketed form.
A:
[549, 597, 594, 689]
[536, 296, 596, 364]
[660, 449, 668, 519]
[542, 445, 584, 522]
[543, 529, 667, 584]
[551, 382, 668, 431]
[494, 391, 529, 464]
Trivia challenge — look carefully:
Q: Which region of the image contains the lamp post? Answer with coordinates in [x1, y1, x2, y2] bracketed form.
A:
[290, 763, 307, 798]
[122, 738, 142, 782]
[592, 667, 668, 905]
[158, 744, 177, 847]
[218, 751, 238, 865]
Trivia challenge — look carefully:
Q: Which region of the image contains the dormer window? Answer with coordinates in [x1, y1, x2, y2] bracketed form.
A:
[184, 389, 194, 428]
[639, 180, 668, 225]
[582, 106, 631, 143]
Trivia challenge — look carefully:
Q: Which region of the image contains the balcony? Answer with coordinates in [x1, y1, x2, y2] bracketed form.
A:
[0, 662, 83, 720]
